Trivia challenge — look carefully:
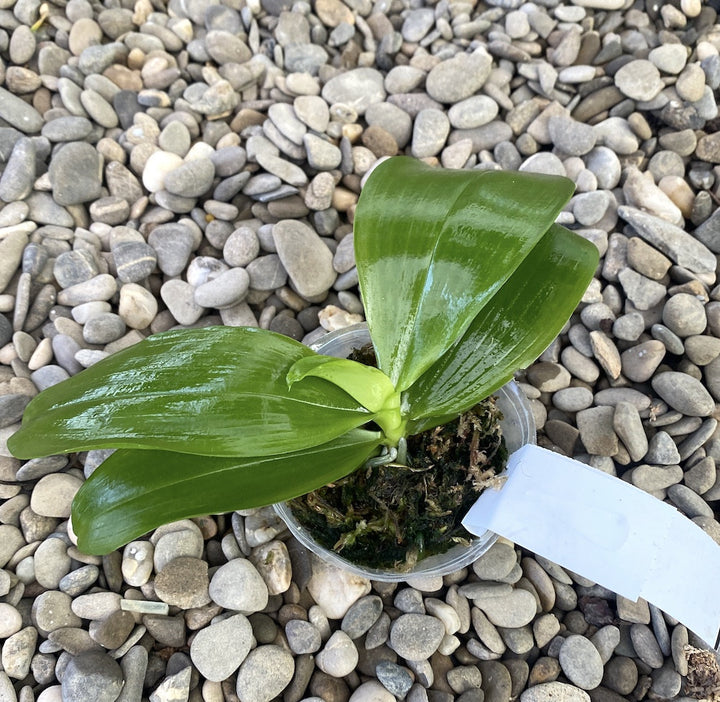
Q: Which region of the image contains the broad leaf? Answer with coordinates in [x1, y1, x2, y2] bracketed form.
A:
[72, 429, 382, 555]
[355, 157, 575, 391]
[9, 327, 374, 459]
[288, 356, 404, 441]
[404, 224, 598, 432]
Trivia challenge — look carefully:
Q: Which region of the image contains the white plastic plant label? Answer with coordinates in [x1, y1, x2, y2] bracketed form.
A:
[462, 444, 720, 649]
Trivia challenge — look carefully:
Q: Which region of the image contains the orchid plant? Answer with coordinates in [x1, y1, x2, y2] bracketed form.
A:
[8, 157, 598, 555]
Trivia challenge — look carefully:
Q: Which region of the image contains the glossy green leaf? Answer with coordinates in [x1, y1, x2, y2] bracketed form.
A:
[405, 224, 599, 432]
[287, 356, 404, 441]
[355, 156, 575, 391]
[9, 327, 374, 459]
[72, 429, 383, 555]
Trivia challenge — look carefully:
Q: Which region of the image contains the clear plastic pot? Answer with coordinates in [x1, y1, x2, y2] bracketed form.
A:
[274, 323, 536, 581]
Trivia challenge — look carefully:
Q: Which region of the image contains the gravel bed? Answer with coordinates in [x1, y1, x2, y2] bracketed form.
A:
[1, 0, 720, 699]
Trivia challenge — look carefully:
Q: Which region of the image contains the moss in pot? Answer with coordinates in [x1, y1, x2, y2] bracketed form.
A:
[275, 323, 537, 580]
[7, 157, 598, 570]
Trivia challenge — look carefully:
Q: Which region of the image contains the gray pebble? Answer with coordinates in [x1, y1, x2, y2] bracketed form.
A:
[603, 656, 638, 695]
[194, 268, 250, 309]
[286, 619, 322, 654]
[472, 542, 517, 581]
[548, 115, 596, 156]
[0, 394, 30, 429]
[322, 67, 386, 115]
[61, 650, 123, 702]
[48, 142, 103, 206]
[652, 371, 715, 417]
[0, 137, 35, 202]
[621, 340, 665, 383]
[663, 293, 707, 337]
[235, 645, 294, 702]
[619, 206, 716, 275]
[33, 590, 82, 634]
[148, 224, 195, 276]
[576, 406, 618, 456]
[112, 241, 157, 283]
[304, 133, 342, 170]
[342, 595, 383, 639]
[651, 324, 685, 356]
[59, 565, 100, 597]
[519, 681, 590, 702]
[667, 483, 714, 518]
[412, 109, 450, 159]
[209, 558, 268, 613]
[552, 387, 593, 413]
[426, 53, 492, 104]
[83, 313, 126, 344]
[630, 623, 664, 669]
[34, 537, 71, 590]
[473, 589, 537, 629]
[2, 627, 37, 679]
[164, 158, 215, 198]
[190, 614, 253, 682]
[617, 268, 666, 310]
[54, 250, 99, 289]
[613, 402, 648, 462]
[389, 613, 445, 660]
[149, 665, 191, 702]
[30, 365, 71, 391]
[273, 220, 335, 298]
[0, 87, 43, 134]
[376, 660, 414, 698]
[684, 456, 716, 495]
[558, 635, 603, 690]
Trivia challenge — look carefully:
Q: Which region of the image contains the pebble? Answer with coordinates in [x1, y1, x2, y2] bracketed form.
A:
[235, 645, 294, 702]
[474, 589, 538, 628]
[316, 630, 358, 676]
[154, 557, 210, 609]
[614, 60, 664, 101]
[651, 372, 715, 417]
[2, 627, 36, 679]
[208, 558, 269, 613]
[520, 682, 590, 702]
[389, 614, 445, 660]
[48, 142, 103, 206]
[619, 206, 716, 274]
[425, 52, 493, 104]
[411, 109, 450, 158]
[273, 220, 336, 298]
[630, 624, 664, 668]
[286, 619, 322, 654]
[663, 293, 707, 337]
[189, 614, 253, 681]
[61, 650, 123, 702]
[112, 242, 157, 283]
[621, 341, 666, 383]
[321, 68, 386, 115]
[472, 542, 517, 581]
[30, 474, 83, 518]
[194, 268, 250, 309]
[558, 635, 603, 690]
[342, 595, 383, 639]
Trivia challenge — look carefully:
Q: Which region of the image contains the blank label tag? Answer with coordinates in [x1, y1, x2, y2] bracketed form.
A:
[462, 444, 720, 648]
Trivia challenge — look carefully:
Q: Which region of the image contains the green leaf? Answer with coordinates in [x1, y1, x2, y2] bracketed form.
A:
[355, 156, 575, 391]
[287, 356, 404, 441]
[72, 429, 383, 555]
[405, 224, 599, 432]
[9, 327, 374, 459]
